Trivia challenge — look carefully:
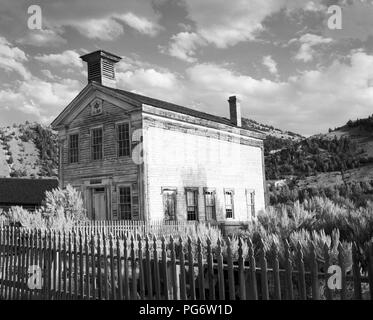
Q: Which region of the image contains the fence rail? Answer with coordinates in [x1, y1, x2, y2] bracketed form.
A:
[0, 226, 372, 300]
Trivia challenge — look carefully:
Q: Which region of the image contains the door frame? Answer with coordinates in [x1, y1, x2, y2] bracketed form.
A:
[87, 184, 111, 220]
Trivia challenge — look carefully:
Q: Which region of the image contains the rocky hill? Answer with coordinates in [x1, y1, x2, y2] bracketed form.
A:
[0, 122, 58, 178]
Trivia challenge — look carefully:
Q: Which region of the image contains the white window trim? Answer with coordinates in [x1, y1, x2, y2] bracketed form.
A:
[224, 188, 235, 220]
[115, 120, 131, 158]
[246, 188, 256, 219]
[90, 125, 104, 161]
[117, 184, 133, 220]
[203, 187, 216, 221]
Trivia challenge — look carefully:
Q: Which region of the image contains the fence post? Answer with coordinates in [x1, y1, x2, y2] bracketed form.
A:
[153, 236, 161, 300]
[206, 237, 215, 300]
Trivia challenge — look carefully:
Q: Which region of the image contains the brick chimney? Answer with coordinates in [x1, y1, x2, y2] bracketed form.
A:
[80, 50, 121, 88]
[228, 95, 242, 127]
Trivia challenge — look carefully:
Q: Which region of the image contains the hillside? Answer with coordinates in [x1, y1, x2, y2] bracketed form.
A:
[267, 115, 373, 207]
[0, 123, 58, 178]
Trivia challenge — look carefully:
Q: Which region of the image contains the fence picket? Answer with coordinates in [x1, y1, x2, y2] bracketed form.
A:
[259, 239, 269, 300]
[145, 236, 152, 300]
[338, 242, 347, 300]
[248, 238, 257, 300]
[296, 242, 307, 300]
[226, 237, 235, 300]
[271, 242, 281, 300]
[310, 242, 319, 300]
[217, 238, 225, 300]
[237, 237, 246, 300]
[197, 237, 205, 300]
[161, 236, 169, 300]
[178, 237, 187, 300]
[206, 237, 215, 300]
[352, 242, 362, 300]
[323, 243, 331, 300]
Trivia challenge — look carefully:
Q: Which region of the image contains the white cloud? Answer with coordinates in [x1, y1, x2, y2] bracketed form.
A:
[35, 50, 83, 68]
[165, 32, 205, 63]
[116, 12, 161, 36]
[262, 55, 278, 75]
[0, 77, 81, 124]
[72, 18, 124, 41]
[164, 0, 328, 62]
[292, 33, 333, 62]
[17, 29, 67, 47]
[112, 50, 373, 135]
[0, 37, 30, 80]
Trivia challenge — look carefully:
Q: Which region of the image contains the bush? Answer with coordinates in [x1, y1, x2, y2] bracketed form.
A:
[0, 184, 88, 231]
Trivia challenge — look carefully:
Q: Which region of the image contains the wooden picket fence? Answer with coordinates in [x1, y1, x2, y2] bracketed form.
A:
[73, 220, 214, 239]
[0, 226, 373, 300]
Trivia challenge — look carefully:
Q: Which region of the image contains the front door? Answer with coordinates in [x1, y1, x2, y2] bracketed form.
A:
[92, 188, 106, 220]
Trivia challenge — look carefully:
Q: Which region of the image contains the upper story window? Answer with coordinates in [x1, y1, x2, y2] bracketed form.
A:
[117, 122, 130, 157]
[246, 189, 256, 218]
[69, 134, 79, 164]
[224, 189, 234, 219]
[91, 99, 103, 115]
[118, 186, 132, 220]
[91, 127, 103, 160]
[185, 188, 198, 221]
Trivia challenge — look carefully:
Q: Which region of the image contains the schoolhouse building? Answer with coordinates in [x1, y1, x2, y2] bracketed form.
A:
[51, 50, 267, 225]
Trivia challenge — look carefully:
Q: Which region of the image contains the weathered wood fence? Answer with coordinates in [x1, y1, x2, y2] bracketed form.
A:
[0, 226, 373, 300]
[73, 220, 215, 239]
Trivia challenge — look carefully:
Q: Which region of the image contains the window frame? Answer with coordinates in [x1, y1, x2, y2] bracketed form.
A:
[246, 189, 256, 218]
[90, 126, 104, 161]
[117, 185, 132, 220]
[185, 187, 199, 221]
[116, 121, 131, 158]
[203, 187, 216, 221]
[224, 188, 235, 219]
[68, 133, 79, 164]
[161, 187, 177, 221]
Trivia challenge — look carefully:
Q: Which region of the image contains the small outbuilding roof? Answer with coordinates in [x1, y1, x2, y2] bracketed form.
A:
[0, 178, 59, 206]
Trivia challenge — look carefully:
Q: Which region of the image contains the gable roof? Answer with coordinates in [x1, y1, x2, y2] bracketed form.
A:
[51, 81, 264, 137]
[0, 178, 59, 206]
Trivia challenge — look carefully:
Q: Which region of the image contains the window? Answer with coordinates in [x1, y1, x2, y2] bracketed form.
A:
[247, 189, 256, 218]
[162, 188, 177, 221]
[69, 134, 79, 163]
[204, 188, 216, 221]
[118, 186, 132, 220]
[224, 189, 234, 219]
[185, 188, 198, 221]
[91, 128, 103, 160]
[117, 122, 130, 157]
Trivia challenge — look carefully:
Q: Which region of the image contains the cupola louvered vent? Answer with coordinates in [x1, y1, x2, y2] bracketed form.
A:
[80, 50, 121, 88]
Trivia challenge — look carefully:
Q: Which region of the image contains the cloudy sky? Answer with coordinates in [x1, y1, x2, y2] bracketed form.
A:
[0, 0, 373, 135]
